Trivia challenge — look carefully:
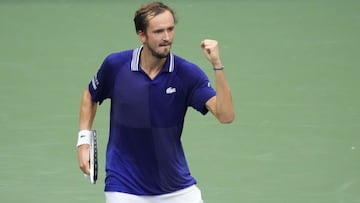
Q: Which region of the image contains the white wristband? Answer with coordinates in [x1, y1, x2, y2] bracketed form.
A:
[77, 130, 92, 147]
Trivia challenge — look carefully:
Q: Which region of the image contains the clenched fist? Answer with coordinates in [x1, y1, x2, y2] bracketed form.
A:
[200, 39, 223, 68]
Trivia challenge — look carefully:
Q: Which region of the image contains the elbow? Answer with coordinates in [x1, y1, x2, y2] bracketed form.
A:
[218, 112, 235, 124]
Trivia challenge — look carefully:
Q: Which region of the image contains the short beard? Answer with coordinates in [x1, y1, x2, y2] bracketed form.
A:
[149, 45, 170, 59]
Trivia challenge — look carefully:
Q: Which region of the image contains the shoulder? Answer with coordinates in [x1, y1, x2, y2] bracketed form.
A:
[99, 49, 134, 74]
[104, 49, 133, 65]
[173, 55, 204, 74]
[173, 54, 208, 80]
[96, 49, 134, 79]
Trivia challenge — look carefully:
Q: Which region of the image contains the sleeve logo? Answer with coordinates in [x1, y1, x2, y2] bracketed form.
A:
[91, 74, 99, 90]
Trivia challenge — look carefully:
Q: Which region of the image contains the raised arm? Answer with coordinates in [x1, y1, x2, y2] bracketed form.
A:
[77, 88, 97, 175]
[201, 39, 235, 123]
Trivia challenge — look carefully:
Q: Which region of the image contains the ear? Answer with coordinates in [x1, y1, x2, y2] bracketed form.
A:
[137, 31, 146, 43]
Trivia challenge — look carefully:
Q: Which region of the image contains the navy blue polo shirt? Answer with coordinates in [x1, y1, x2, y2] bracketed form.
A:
[88, 46, 216, 195]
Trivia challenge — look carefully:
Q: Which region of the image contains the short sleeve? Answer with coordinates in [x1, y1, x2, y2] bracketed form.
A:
[188, 68, 216, 115]
[88, 55, 116, 104]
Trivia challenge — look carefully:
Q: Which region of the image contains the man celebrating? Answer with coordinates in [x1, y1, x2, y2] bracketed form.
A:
[77, 2, 234, 203]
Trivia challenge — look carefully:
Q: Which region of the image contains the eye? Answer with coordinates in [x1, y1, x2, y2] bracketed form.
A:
[153, 29, 164, 34]
[167, 27, 174, 32]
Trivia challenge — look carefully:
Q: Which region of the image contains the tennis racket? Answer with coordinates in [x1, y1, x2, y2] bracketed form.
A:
[89, 130, 98, 184]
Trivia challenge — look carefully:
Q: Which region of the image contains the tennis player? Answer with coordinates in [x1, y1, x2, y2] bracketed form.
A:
[76, 2, 234, 203]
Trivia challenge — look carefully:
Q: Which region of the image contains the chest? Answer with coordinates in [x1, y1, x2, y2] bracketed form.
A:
[111, 70, 189, 127]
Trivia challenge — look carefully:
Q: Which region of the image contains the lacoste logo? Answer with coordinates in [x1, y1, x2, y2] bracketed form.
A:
[166, 87, 176, 94]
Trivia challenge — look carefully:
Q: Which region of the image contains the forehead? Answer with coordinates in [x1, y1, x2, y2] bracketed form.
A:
[147, 10, 175, 30]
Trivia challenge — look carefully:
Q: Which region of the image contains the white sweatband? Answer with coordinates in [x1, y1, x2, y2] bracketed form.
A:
[77, 130, 92, 147]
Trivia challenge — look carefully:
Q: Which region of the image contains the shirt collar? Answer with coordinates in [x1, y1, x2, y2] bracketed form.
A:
[130, 45, 174, 72]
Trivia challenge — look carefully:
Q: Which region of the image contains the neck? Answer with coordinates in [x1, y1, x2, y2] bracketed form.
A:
[140, 47, 167, 79]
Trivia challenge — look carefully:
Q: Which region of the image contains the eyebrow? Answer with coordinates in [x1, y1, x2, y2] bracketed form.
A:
[152, 25, 175, 33]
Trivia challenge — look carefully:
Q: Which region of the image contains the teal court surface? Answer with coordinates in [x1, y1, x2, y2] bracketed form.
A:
[0, 0, 359, 202]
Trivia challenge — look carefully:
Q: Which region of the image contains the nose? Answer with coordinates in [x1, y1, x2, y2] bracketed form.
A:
[163, 30, 170, 41]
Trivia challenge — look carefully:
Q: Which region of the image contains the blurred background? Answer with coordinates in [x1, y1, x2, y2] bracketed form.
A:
[0, 0, 359, 202]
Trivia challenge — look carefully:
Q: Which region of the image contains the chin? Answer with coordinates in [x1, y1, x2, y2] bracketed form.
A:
[155, 50, 170, 58]
[156, 53, 169, 59]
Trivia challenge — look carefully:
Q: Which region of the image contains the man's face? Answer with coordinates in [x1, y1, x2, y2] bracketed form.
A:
[140, 10, 175, 59]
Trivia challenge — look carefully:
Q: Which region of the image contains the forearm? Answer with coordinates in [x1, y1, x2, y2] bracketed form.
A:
[77, 88, 97, 175]
[79, 88, 97, 130]
[201, 39, 235, 123]
[214, 68, 235, 123]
